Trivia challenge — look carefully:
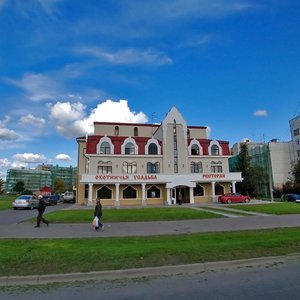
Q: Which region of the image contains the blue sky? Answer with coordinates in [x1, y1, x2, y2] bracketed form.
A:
[0, 0, 300, 179]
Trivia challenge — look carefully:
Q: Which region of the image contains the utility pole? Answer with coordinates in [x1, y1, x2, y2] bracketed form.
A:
[267, 143, 274, 202]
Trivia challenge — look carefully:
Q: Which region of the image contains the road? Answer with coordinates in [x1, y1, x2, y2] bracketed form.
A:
[0, 255, 299, 300]
[0, 202, 73, 225]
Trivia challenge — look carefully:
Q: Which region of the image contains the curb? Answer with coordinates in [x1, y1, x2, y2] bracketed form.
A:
[1, 253, 299, 287]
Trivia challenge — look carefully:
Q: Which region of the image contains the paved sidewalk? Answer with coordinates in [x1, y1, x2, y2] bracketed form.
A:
[1, 214, 300, 239]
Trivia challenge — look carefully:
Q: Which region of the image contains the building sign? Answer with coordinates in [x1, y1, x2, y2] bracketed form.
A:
[95, 174, 158, 181]
[202, 173, 225, 179]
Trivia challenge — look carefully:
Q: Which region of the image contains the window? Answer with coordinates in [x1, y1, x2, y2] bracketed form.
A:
[211, 144, 220, 155]
[100, 142, 111, 154]
[134, 127, 138, 136]
[215, 184, 224, 195]
[147, 162, 160, 173]
[193, 184, 204, 196]
[97, 161, 112, 174]
[191, 144, 200, 155]
[187, 129, 190, 140]
[125, 142, 135, 155]
[173, 119, 178, 173]
[294, 128, 300, 136]
[148, 143, 158, 155]
[97, 186, 112, 199]
[297, 150, 300, 157]
[84, 184, 88, 199]
[114, 126, 119, 136]
[123, 186, 137, 199]
[147, 186, 160, 198]
[191, 162, 203, 173]
[211, 165, 223, 173]
[122, 162, 137, 174]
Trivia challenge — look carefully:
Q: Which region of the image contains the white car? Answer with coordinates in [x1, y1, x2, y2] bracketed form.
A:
[63, 192, 75, 203]
[12, 195, 39, 210]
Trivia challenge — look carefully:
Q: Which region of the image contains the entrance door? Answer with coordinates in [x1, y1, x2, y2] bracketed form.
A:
[176, 187, 190, 204]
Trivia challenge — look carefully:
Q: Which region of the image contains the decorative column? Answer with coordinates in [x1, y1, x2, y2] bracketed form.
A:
[231, 181, 236, 193]
[115, 183, 120, 207]
[166, 188, 171, 205]
[87, 183, 93, 206]
[189, 187, 194, 204]
[141, 183, 146, 206]
[211, 181, 216, 202]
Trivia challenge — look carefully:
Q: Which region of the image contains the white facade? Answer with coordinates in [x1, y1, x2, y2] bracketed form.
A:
[76, 107, 242, 207]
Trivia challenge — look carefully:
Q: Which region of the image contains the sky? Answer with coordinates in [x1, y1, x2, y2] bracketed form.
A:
[0, 0, 300, 180]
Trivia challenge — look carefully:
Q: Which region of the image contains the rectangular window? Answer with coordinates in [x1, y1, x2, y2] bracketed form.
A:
[294, 128, 300, 136]
[97, 166, 112, 174]
[211, 166, 223, 173]
[297, 150, 300, 157]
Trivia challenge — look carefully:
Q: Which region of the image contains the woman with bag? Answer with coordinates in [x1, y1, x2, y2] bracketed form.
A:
[94, 199, 104, 230]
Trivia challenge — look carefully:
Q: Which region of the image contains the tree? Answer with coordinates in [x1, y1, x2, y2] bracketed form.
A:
[13, 181, 25, 194]
[289, 160, 300, 193]
[54, 178, 65, 194]
[248, 165, 268, 197]
[0, 178, 4, 194]
[235, 144, 254, 196]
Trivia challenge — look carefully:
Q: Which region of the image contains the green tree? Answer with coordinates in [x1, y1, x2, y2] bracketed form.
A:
[54, 178, 65, 194]
[290, 160, 300, 193]
[248, 164, 268, 197]
[13, 181, 25, 194]
[0, 178, 4, 194]
[235, 144, 254, 196]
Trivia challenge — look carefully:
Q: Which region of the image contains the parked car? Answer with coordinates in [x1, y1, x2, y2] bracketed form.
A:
[218, 193, 251, 204]
[41, 195, 58, 206]
[12, 195, 39, 210]
[62, 191, 75, 203]
[281, 194, 300, 203]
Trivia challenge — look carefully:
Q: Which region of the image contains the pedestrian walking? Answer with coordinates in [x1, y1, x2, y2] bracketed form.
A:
[35, 195, 49, 228]
[94, 199, 104, 230]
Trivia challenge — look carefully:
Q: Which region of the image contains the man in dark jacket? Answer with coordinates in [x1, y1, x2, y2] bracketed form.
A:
[35, 195, 49, 228]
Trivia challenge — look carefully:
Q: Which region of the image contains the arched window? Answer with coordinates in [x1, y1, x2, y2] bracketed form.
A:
[114, 126, 119, 136]
[211, 144, 220, 155]
[147, 162, 160, 173]
[193, 184, 204, 196]
[191, 144, 200, 155]
[122, 161, 137, 174]
[191, 162, 202, 173]
[123, 186, 137, 199]
[148, 143, 158, 155]
[215, 184, 224, 195]
[147, 185, 160, 198]
[97, 186, 112, 199]
[134, 127, 138, 136]
[125, 142, 135, 155]
[100, 142, 111, 154]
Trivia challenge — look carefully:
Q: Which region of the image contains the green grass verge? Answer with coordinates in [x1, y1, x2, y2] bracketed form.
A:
[0, 195, 16, 211]
[1, 227, 300, 276]
[227, 202, 300, 215]
[42, 207, 223, 223]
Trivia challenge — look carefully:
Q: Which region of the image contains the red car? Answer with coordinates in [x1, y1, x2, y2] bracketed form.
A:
[218, 193, 250, 204]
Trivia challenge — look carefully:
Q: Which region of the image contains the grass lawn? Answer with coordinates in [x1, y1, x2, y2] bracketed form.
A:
[227, 202, 300, 215]
[42, 207, 224, 223]
[1, 227, 300, 276]
[0, 195, 16, 211]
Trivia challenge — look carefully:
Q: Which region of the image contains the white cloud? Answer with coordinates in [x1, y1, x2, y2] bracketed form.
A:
[20, 114, 46, 128]
[49, 99, 148, 138]
[0, 158, 10, 169]
[0, 127, 19, 141]
[56, 153, 71, 161]
[76, 47, 173, 66]
[254, 110, 268, 117]
[8, 73, 63, 102]
[11, 161, 28, 169]
[13, 153, 46, 163]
